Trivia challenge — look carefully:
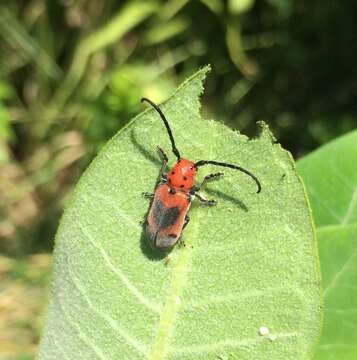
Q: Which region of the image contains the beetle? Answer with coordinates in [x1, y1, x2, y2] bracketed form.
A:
[141, 97, 261, 251]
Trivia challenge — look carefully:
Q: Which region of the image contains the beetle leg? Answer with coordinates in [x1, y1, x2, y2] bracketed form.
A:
[157, 146, 168, 182]
[192, 173, 222, 205]
[163, 255, 171, 266]
[142, 192, 154, 199]
[177, 238, 186, 248]
[198, 172, 224, 190]
[195, 192, 217, 206]
[157, 146, 168, 163]
[183, 215, 190, 230]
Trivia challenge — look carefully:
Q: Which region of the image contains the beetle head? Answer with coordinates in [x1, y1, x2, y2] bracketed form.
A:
[168, 159, 197, 190]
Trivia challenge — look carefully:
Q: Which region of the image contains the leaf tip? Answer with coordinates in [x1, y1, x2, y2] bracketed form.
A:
[177, 64, 211, 94]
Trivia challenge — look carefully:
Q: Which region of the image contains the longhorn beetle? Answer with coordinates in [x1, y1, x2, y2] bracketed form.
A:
[141, 98, 261, 251]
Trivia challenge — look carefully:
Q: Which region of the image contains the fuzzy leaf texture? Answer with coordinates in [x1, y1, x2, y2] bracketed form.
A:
[39, 67, 321, 360]
[298, 130, 357, 360]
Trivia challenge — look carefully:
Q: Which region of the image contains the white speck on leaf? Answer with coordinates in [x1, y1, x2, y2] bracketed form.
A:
[259, 326, 270, 336]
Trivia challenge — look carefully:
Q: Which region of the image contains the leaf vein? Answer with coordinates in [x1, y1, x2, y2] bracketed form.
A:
[341, 188, 357, 225]
[77, 221, 160, 313]
[96, 193, 142, 230]
[56, 290, 106, 359]
[68, 265, 148, 356]
[323, 244, 357, 297]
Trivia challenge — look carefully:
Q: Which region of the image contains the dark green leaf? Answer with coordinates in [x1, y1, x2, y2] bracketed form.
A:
[298, 130, 357, 360]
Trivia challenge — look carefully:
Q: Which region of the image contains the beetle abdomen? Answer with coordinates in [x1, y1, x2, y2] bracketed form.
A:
[152, 200, 180, 228]
[146, 183, 190, 250]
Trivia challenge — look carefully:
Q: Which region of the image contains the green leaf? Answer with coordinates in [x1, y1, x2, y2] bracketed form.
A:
[47, 1, 157, 121]
[297, 130, 357, 360]
[0, 101, 12, 141]
[0, 7, 62, 79]
[39, 67, 321, 359]
[228, 0, 255, 14]
[143, 18, 189, 46]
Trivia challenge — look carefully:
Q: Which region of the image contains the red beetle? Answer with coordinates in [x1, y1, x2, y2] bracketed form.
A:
[142, 98, 261, 251]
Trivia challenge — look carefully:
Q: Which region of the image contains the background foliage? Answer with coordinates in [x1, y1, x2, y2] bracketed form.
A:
[0, 1, 356, 359]
[297, 131, 357, 360]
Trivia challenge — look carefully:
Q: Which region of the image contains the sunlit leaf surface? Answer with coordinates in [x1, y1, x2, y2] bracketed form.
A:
[39, 67, 321, 359]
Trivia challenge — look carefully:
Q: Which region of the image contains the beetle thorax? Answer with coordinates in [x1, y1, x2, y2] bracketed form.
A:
[167, 158, 197, 191]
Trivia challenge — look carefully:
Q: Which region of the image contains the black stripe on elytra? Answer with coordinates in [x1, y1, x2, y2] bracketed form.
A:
[153, 199, 180, 228]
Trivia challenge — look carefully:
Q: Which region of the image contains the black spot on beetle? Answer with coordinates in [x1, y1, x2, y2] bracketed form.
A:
[180, 184, 184, 188]
[169, 188, 176, 195]
[171, 171, 175, 175]
[183, 176, 187, 181]
[153, 200, 180, 228]
[168, 233, 177, 238]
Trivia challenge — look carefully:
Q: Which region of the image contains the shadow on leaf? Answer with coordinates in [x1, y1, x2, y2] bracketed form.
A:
[205, 187, 249, 212]
[139, 221, 169, 261]
[130, 127, 162, 166]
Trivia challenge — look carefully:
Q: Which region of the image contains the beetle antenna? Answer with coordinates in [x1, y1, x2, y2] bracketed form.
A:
[141, 98, 181, 160]
[195, 160, 261, 193]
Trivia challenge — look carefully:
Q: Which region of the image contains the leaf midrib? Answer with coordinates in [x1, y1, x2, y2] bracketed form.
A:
[147, 209, 201, 359]
[148, 122, 216, 359]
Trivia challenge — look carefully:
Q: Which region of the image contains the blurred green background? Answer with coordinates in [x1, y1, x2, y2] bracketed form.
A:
[0, 0, 356, 358]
